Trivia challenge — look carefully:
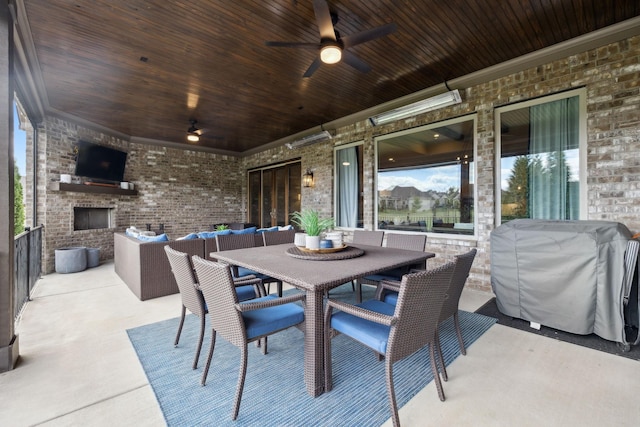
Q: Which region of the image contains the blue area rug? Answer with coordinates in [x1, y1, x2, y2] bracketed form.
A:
[127, 284, 496, 426]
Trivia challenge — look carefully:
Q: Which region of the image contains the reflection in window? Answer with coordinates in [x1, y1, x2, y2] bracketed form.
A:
[498, 93, 581, 224]
[376, 117, 475, 235]
[335, 143, 363, 228]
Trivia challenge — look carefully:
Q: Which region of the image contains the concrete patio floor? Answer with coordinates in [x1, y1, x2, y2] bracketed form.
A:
[1, 261, 640, 426]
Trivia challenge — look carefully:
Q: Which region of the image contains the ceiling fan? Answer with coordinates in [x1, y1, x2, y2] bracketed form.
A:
[265, 0, 397, 78]
[186, 119, 202, 142]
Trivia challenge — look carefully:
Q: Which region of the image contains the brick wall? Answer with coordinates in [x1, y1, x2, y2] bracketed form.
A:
[32, 35, 640, 290]
[243, 35, 640, 292]
[34, 118, 244, 273]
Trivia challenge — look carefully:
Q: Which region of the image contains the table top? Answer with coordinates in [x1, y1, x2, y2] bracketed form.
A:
[211, 244, 435, 292]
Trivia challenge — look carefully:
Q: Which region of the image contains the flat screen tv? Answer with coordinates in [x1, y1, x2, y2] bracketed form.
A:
[74, 141, 128, 183]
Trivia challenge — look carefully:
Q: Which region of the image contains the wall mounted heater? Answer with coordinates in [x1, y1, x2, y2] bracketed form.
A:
[285, 130, 333, 149]
[369, 89, 462, 126]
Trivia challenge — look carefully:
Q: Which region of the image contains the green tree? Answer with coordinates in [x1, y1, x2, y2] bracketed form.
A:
[14, 161, 25, 235]
[411, 196, 421, 212]
[444, 187, 459, 209]
[504, 156, 530, 217]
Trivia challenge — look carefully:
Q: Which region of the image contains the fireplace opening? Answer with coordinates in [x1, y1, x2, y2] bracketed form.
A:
[74, 207, 114, 230]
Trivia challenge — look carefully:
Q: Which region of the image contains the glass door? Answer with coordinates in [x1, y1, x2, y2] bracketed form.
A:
[248, 161, 301, 228]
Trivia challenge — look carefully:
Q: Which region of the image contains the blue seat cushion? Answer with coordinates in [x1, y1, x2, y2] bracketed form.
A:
[241, 297, 304, 340]
[363, 267, 406, 283]
[237, 267, 277, 283]
[330, 300, 396, 354]
[383, 291, 399, 306]
[236, 284, 259, 302]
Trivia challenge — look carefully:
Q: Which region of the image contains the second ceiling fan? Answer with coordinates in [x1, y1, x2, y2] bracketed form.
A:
[265, 0, 397, 78]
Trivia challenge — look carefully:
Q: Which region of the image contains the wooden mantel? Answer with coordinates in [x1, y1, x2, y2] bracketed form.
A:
[47, 182, 138, 196]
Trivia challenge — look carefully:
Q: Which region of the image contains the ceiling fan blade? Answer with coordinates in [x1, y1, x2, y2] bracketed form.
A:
[313, 0, 336, 41]
[265, 41, 320, 49]
[341, 23, 397, 48]
[303, 57, 322, 78]
[342, 51, 372, 74]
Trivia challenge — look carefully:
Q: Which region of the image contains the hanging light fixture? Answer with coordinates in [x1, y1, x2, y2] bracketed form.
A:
[186, 119, 200, 142]
[302, 170, 314, 188]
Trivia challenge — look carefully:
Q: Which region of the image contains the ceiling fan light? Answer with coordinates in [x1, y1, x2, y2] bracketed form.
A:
[187, 132, 200, 142]
[320, 45, 342, 64]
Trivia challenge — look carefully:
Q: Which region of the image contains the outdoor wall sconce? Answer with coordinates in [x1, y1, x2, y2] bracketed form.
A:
[302, 170, 314, 188]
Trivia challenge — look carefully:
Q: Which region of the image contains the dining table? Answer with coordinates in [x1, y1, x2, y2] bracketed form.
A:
[211, 243, 436, 397]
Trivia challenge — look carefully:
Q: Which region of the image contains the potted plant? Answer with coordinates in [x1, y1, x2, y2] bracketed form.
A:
[215, 224, 229, 231]
[290, 209, 334, 250]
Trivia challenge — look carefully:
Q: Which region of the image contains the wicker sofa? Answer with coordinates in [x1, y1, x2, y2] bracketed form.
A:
[114, 232, 206, 300]
[114, 230, 287, 301]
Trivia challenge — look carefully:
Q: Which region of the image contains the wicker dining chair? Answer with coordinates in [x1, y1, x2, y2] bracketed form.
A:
[215, 233, 284, 297]
[164, 246, 266, 370]
[378, 249, 478, 361]
[349, 230, 385, 294]
[261, 229, 295, 246]
[324, 261, 456, 427]
[191, 255, 305, 421]
[355, 233, 426, 303]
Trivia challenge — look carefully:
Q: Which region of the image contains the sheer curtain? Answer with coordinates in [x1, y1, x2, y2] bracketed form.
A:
[529, 96, 578, 219]
[337, 147, 358, 227]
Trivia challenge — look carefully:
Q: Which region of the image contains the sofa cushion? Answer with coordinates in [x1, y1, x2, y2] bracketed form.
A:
[197, 229, 232, 239]
[177, 232, 199, 240]
[278, 225, 294, 231]
[256, 226, 279, 233]
[125, 227, 140, 238]
[137, 233, 169, 242]
[230, 226, 257, 235]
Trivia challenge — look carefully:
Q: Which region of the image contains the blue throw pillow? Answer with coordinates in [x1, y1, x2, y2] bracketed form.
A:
[256, 226, 279, 233]
[231, 226, 257, 235]
[137, 233, 169, 242]
[177, 232, 198, 240]
[278, 225, 294, 231]
[197, 229, 232, 239]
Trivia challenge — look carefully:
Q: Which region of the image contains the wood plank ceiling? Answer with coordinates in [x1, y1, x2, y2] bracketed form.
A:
[17, 0, 640, 154]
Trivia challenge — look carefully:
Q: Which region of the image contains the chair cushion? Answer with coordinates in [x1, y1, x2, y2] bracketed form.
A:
[236, 284, 259, 302]
[237, 267, 276, 283]
[330, 300, 396, 354]
[363, 267, 405, 282]
[242, 299, 304, 340]
[383, 292, 399, 305]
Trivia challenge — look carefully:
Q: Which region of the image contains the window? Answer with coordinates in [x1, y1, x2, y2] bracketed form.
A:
[496, 89, 586, 225]
[334, 142, 364, 228]
[375, 116, 476, 235]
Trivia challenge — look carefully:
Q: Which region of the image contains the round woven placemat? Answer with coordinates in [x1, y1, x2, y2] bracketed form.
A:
[285, 245, 365, 261]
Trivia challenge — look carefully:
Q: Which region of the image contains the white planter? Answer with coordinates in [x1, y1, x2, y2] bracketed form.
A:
[305, 235, 321, 250]
[294, 232, 307, 247]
